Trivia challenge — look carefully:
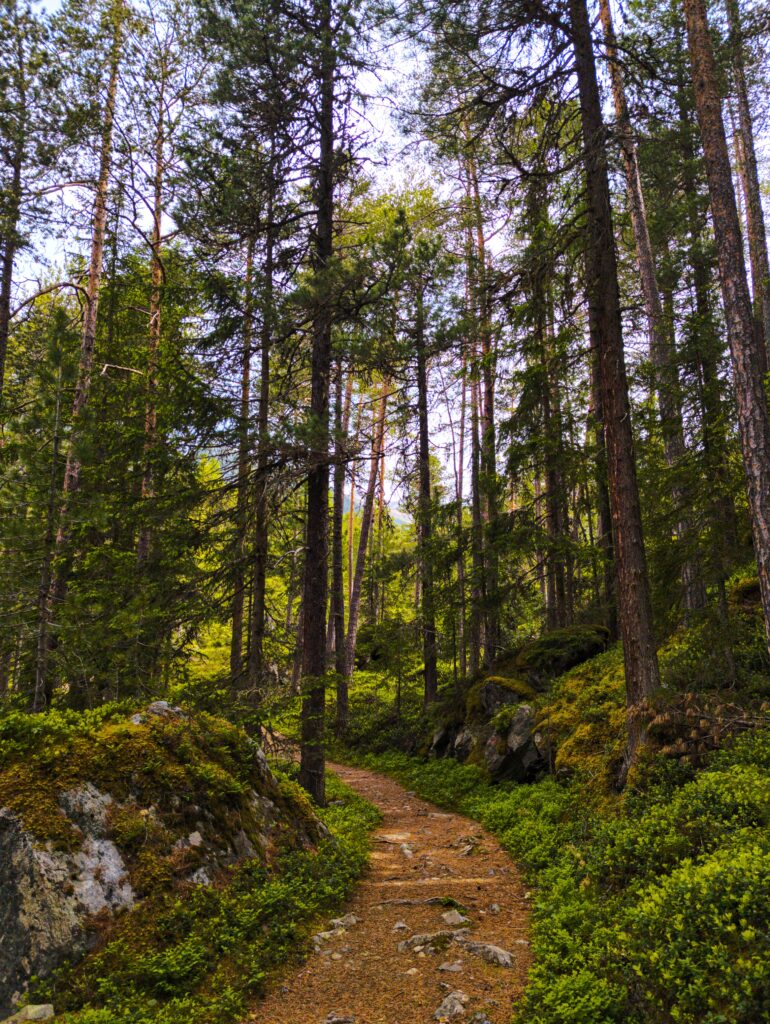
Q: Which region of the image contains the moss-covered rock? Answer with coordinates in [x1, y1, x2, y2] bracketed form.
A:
[465, 676, 536, 722]
[0, 703, 324, 1017]
[515, 625, 610, 685]
[728, 574, 762, 610]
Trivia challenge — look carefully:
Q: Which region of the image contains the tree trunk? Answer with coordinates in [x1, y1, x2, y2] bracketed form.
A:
[299, 0, 335, 803]
[683, 0, 770, 653]
[333, 366, 352, 735]
[600, 0, 706, 616]
[457, 356, 467, 681]
[137, 61, 166, 565]
[230, 242, 254, 684]
[415, 289, 438, 705]
[0, 14, 29, 409]
[43, 4, 124, 698]
[468, 366, 484, 675]
[569, 0, 661, 766]
[343, 385, 387, 680]
[32, 362, 64, 712]
[248, 190, 275, 698]
[465, 159, 500, 662]
[0, 152, 22, 411]
[725, 0, 770, 359]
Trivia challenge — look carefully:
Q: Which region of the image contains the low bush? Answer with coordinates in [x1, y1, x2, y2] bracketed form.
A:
[358, 726, 770, 1024]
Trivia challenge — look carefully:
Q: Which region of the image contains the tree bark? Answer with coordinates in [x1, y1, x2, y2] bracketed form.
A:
[248, 189, 275, 697]
[299, 0, 335, 803]
[343, 385, 387, 681]
[0, 11, 28, 409]
[415, 289, 438, 704]
[465, 158, 500, 662]
[569, 0, 661, 766]
[600, 0, 706, 616]
[0, 151, 22, 412]
[468, 365, 484, 676]
[137, 57, 166, 565]
[725, 0, 770, 359]
[32, 362, 64, 712]
[43, 3, 125, 699]
[230, 242, 254, 684]
[333, 366, 352, 734]
[683, 0, 770, 652]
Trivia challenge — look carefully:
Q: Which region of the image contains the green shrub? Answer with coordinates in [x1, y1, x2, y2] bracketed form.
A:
[357, 727, 770, 1024]
[622, 842, 770, 1023]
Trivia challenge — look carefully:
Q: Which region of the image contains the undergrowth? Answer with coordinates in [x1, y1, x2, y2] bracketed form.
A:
[357, 733, 770, 1024]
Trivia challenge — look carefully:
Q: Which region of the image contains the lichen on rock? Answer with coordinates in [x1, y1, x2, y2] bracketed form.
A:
[0, 704, 325, 1017]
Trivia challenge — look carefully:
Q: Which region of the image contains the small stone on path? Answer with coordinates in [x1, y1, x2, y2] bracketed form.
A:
[442, 909, 469, 926]
[457, 939, 515, 968]
[434, 990, 469, 1020]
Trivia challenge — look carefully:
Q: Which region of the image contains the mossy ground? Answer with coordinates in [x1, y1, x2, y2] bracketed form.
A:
[0, 705, 319, 874]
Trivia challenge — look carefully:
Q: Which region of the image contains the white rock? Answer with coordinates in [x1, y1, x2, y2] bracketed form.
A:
[187, 830, 203, 848]
[2, 1007, 55, 1022]
[330, 913, 358, 929]
[441, 909, 469, 927]
[434, 990, 469, 1020]
[439, 961, 463, 973]
[456, 939, 514, 968]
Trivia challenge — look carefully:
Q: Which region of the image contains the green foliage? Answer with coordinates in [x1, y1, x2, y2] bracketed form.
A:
[465, 675, 537, 722]
[357, 722, 770, 1024]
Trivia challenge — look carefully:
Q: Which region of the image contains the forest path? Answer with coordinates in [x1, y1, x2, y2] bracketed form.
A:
[249, 762, 532, 1024]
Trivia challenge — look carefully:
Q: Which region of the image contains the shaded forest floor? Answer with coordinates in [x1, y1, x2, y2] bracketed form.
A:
[251, 762, 532, 1024]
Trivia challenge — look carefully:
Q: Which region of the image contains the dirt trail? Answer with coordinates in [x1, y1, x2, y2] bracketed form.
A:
[250, 762, 532, 1024]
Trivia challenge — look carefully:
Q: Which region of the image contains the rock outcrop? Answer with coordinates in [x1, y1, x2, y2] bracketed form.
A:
[0, 704, 324, 1017]
[428, 626, 609, 783]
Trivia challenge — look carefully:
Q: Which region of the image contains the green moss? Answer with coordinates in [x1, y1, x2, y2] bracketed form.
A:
[728, 574, 762, 609]
[535, 646, 627, 790]
[515, 625, 609, 681]
[465, 675, 535, 721]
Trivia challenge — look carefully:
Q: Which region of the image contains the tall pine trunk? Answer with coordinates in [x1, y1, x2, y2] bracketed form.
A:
[683, 0, 770, 652]
[333, 367, 352, 734]
[725, 0, 770, 358]
[465, 158, 499, 662]
[0, 148, 22, 410]
[41, 4, 125, 699]
[415, 290, 438, 704]
[569, 0, 661, 767]
[248, 193, 275, 697]
[299, 4, 336, 800]
[600, 0, 705, 616]
[343, 386, 387, 680]
[137, 61, 166, 565]
[230, 241, 254, 683]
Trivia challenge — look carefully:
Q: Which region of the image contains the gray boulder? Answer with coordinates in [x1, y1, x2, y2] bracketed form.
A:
[484, 705, 545, 782]
[0, 796, 134, 1018]
[452, 727, 476, 761]
[473, 680, 519, 718]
